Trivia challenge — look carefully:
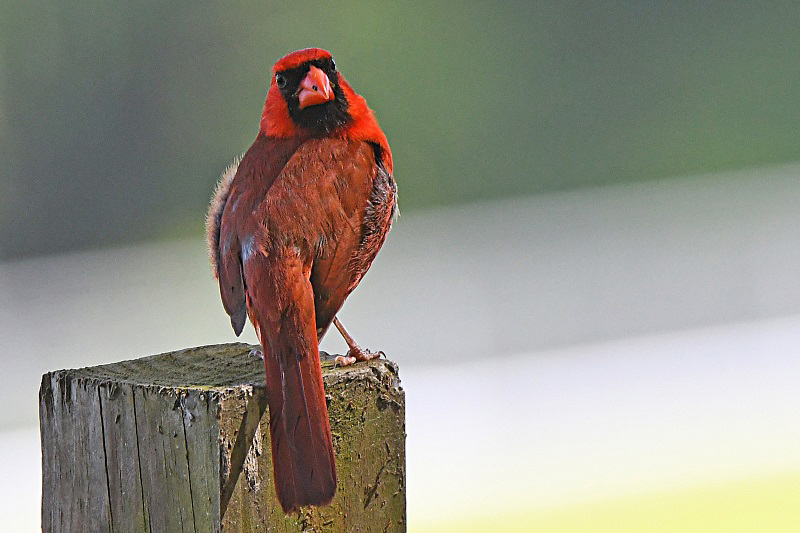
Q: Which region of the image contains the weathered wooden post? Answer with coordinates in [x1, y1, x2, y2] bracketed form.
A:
[39, 343, 405, 532]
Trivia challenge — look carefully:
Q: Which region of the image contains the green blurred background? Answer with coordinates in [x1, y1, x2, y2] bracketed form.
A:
[2, 1, 799, 258]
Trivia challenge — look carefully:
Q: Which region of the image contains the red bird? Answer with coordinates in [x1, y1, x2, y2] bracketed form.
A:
[206, 48, 397, 512]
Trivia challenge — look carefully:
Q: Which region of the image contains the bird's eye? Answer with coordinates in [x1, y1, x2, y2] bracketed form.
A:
[275, 73, 287, 88]
[330, 59, 336, 71]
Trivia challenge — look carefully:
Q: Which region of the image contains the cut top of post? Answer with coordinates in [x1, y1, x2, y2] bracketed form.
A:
[54, 342, 396, 390]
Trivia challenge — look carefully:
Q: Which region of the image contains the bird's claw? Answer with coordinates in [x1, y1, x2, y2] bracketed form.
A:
[248, 348, 264, 361]
[334, 347, 383, 367]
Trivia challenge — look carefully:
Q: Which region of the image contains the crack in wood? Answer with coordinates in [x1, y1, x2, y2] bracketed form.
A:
[130, 388, 151, 533]
[180, 397, 198, 533]
[97, 388, 115, 532]
[220, 387, 268, 518]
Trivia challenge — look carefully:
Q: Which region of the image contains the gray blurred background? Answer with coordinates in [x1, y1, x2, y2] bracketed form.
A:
[3, 2, 800, 531]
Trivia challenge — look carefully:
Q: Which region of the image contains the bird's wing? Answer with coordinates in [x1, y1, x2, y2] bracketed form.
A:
[211, 135, 306, 335]
[307, 142, 397, 339]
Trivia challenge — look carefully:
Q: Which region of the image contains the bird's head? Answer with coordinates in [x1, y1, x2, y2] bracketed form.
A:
[259, 48, 393, 173]
[261, 48, 353, 137]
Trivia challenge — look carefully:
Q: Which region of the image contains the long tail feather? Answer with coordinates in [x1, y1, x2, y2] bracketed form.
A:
[263, 340, 336, 511]
[246, 250, 336, 512]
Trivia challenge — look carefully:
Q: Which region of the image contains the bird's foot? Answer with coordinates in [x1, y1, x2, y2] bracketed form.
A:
[331, 316, 383, 367]
[334, 347, 384, 367]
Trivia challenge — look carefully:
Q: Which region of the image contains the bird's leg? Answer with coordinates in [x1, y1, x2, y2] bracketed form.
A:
[332, 316, 383, 367]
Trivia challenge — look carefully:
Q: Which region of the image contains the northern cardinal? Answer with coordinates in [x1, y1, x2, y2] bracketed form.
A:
[206, 48, 397, 513]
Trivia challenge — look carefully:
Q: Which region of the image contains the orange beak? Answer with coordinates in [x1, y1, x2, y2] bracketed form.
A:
[297, 66, 334, 109]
